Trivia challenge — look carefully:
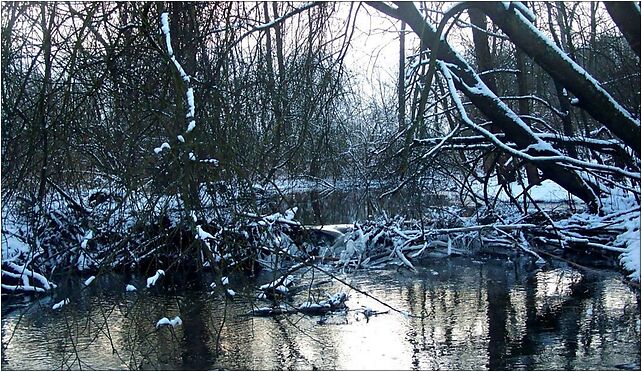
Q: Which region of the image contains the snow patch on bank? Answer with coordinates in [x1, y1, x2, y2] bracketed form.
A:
[470, 178, 582, 204]
[604, 191, 641, 281]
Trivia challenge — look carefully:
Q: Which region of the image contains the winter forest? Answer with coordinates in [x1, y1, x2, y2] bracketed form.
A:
[1, 1, 640, 370]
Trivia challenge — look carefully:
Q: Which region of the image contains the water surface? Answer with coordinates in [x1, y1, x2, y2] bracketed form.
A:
[2, 256, 639, 370]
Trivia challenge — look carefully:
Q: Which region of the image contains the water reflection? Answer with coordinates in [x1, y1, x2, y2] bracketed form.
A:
[1, 258, 639, 370]
[268, 186, 448, 225]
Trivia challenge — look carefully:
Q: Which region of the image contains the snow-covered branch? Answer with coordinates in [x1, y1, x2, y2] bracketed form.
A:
[438, 62, 640, 181]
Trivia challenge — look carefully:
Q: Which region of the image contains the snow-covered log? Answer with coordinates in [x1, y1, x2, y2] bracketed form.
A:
[250, 292, 348, 317]
[474, 2, 640, 156]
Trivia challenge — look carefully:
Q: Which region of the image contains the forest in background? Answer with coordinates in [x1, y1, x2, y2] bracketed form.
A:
[1, 2, 640, 293]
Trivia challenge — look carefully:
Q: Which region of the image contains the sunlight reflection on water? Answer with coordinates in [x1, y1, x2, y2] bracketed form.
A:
[1, 257, 640, 370]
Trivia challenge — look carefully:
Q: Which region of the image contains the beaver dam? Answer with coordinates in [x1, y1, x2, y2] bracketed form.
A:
[2, 185, 640, 370]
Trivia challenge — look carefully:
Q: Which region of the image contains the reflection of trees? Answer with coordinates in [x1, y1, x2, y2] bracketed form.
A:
[180, 295, 214, 369]
[485, 263, 510, 369]
[500, 271, 639, 369]
[401, 260, 639, 370]
[405, 261, 491, 369]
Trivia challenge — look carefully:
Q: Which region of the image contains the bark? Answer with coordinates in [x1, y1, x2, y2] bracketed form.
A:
[474, 2, 640, 156]
[469, 8, 498, 93]
[604, 1, 641, 58]
[545, 5, 578, 159]
[366, 1, 601, 212]
[262, 2, 286, 180]
[398, 21, 406, 132]
[515, 47, 541, 185]
[36, 3, 55, 204]
[469, 7, 514, 183]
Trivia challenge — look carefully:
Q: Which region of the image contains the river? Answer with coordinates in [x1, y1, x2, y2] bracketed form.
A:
[2, 256, 639, 370]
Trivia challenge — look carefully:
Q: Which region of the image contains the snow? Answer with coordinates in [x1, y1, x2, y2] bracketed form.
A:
[177, 135, 185, 143]
[297, 292, 348, 310]
[512, 1, 536, 22]
[154, 143, 170, 154]
[156, 317, 171, 328]
[160, 13, 173, 56]
[259, 275, 295, 291]
[439, 61, 635, 183]
[125, 284, 137, 292]
[52, 298, 69, 310]
[76, 252, 96, 272]
[471, 178, 581, 205]
[199, 159, 219, 165]
[146, 269, 165, 288]
[155, 316, 182, 329]
[275, 285, 289, 293]
[186, 88, 195, 118]
[226, 289, 236, 297]
[510, 5, 640, 128]
[1, 218, 31, 261]
[523, 142, 555, 153]
[1, 284, 45, 293]
[80, 230, 93, 249]
[196, 225, 214, 240]
[221, 276, 229, 285]
[284, 207, 298, 221]
[189, 152, 196, 161]
[83, 276, 96, 286]
[186, 120, 196, 133]
[170, 316, 182, 327]
[3, 262, 53, 291]
[617, 214, 640, 281]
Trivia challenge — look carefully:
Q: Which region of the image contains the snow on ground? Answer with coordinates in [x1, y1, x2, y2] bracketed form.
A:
[1, 213, 31, 262]
[470, 178, 582, 204]
[156, 316, 182, 329]
[52, 298, 69, 310]
[83, 276, 96, 286]
[257, 178, 382, 195]
[125, 284, 137, 292]
[604, 190, 641, 281]
[146, 269, 165, 288]
[556, 188, 640, 281]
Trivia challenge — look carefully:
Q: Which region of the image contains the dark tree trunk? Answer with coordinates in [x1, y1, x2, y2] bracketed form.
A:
[37, 3, 55, 204]
[469, 8, 498, 93]
[469, 7, 515, 183]
[515, 47, 541, 186]
[604, 1, 641, 58]
[398, 21, 406, 132]
[474, 2, 640, 156]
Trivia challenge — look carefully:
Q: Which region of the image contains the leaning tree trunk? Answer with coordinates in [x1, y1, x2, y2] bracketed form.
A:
[473, 1, 640, 156]
[603, 1, 641, 58]
[366, 1, 601, 212]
